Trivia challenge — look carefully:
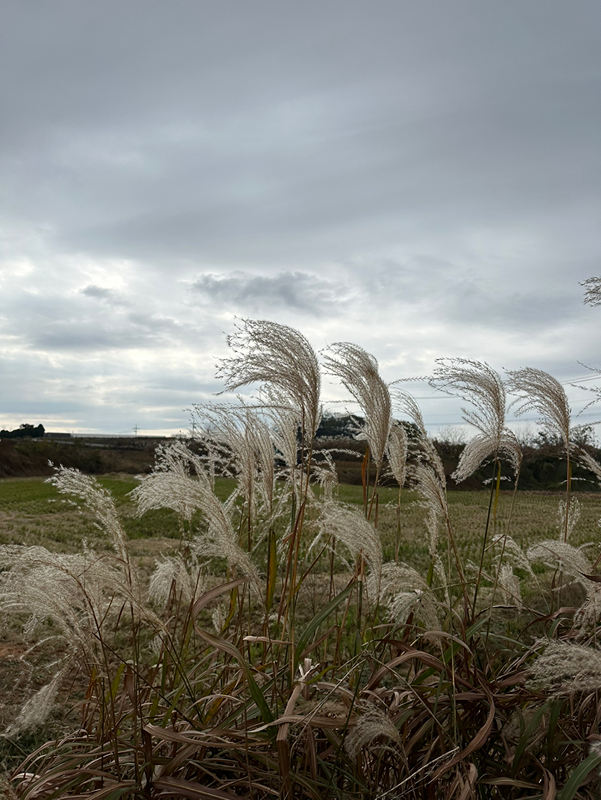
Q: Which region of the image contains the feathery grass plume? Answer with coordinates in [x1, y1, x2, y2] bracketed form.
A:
[507, 366, 576, 542]
[148, 554, 205, 607]
[344, 704, 401, 759]
[491, 534, 535, 578]
[557, 498, 581, 543]
[261, 387, 304, 497]
[386, 420, 408, 488]
[581, 276, 601, 306]
[496, 564, 522, 608]
[311, 450, 339, 501]
[193, 403, 276, 514]
[5, 670, 65, 736]
[527, 540, 590, 584]
[216, 319, 322, 441]
[368, 562, 441, 632]
[506, 367, 572, 453]
[318, 502, 382, 592]
[529, 640, 601, 694]
[393, 389, 446, 489]
[132, 441, 260, 591]
[130, 440, 210, 522]
[574, 583, 601, 638]
[393, 389, 466, 595]
[321, 343, 392, 469]
[576, 448, 601, 483]
[431, 358, 521, 483]
[47, 467, 130, 563]
[0, 544, 129, 654]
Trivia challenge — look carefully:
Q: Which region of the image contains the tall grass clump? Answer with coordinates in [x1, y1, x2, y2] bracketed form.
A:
[3, 317, 601, 798]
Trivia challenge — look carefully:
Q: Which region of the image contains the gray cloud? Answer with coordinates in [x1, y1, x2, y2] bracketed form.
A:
[190, 271, 348, 315]
[0, 2, 600, 432]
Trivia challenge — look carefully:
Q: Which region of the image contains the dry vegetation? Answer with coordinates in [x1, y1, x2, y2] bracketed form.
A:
[2, 318, 601, 799]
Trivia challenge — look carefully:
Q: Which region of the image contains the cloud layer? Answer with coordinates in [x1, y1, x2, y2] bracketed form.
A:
[1, 2, 600, 434]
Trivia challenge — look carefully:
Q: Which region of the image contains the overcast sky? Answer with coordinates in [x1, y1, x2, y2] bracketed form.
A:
[1, 2, 600, 436]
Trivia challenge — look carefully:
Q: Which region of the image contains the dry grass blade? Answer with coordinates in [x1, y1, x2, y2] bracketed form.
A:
[152, 776, 242, 799]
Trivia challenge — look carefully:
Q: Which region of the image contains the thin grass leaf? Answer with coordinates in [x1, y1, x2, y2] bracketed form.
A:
[294, 582, 354, 661]
[557, 750, 601, 800]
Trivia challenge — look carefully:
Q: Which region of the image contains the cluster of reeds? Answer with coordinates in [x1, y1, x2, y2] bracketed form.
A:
[3, 318, 601, 798]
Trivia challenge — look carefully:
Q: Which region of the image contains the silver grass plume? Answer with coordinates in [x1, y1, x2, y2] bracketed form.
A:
[47, 467, 130, 564]
[392, 390, 454, 569]
[311, 450, 339, 501]
[529, 640, 601, 695]
[526, 540, 590, 584]
[368, 562, 441, 632]
[394, 389, 446, 489]
[431, 358, 521, 482]
[491, 534, 535, 579]
[322, 342, 392, 469]
[131, 440, 209, 522]
[318, 502, 382, 592]
[132, 442, 260, 592]
[496, 564, 522, 609]
[0, 545, 128, 651]
[574, 583, 601, 639]
[193, 403, 276, 512]
[5, 670, 65, 736]
[344, 704, 401, 759]
[216, 319, 322, 440]
[506, 367, 573, 454]
[263, 387, 304, 496]
[581, 276, 601, 307]
[557, 498, 581, 543]
[386, 421, 408, 488]
[148, 554, 205, 607]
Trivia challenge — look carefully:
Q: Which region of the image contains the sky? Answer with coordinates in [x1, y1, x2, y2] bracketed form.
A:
[1, 1, 600, 437]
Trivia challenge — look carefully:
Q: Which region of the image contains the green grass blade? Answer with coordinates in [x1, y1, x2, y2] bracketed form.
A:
[558, 750, 601, 800]
[295, 582, 354, 661]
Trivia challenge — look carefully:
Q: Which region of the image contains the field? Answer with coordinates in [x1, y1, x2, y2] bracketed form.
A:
[4, 323, 601, 799]
[2, 473, 601, 796]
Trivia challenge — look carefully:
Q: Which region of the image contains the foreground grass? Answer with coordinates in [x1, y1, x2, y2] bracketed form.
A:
[2, 474, 601, 795]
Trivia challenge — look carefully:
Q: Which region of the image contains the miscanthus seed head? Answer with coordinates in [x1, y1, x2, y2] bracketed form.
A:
[431, 358, 521, 482]
[216, 319, 322, 440]
[47, 467, 129, 563]
[507, 367, 573, 453]
[193, 404, 276, 512]
[148, 554, 205, 608]
[527, 540, 590, 583]
[322, 343, 392, 469]
[318, 502, 382, 592]
[574, 583, 601, 638]
[133, 442, 260, 592]
[529, 640, 601, 695]
[6, 670, 64, 735]
[557, 498, 581, 543]
[369, 562, 441, 632]
[386, 421, 408, 489]
[344, 704, 401, 759]
[0, 545, 129, 652]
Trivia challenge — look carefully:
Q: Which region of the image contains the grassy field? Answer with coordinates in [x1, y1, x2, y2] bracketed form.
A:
[3, 473, 601, 792]
[2, 474, 600, 565]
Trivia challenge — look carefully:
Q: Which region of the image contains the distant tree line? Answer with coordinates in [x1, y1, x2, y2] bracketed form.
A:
[316, 413, 601, 491]
[0, 423, 45, 439]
